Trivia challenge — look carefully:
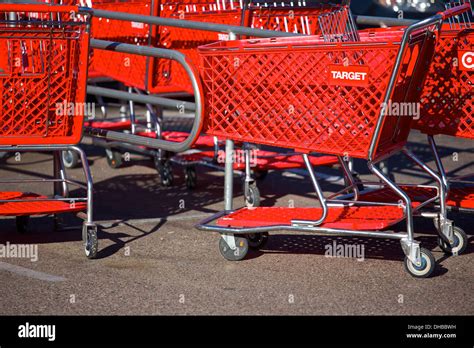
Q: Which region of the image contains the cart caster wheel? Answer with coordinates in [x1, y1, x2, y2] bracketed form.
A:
[16, 216, 30, 234]
[0, 152, 10, 162]
[185, 166, 197, 190]
[244, 183, 261, 208]
[404, 247, 435, 278]
[253, 170, 268, 181]
[246, 232, 269, 250]
[83, 224, 98, 259]
[62, 150, 80, 169]
[438, 226, 467, 256]
[218, 235, 248, 261]
[156, 159, 174, 187]
[105, 149, 123, 169]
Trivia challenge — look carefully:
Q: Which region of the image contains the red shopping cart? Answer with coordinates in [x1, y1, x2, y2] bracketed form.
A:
[0, 3, 98, 258]
[195, 4, 471, 277]
[348, 0, 473, 257]
[80, 0, 345, 204]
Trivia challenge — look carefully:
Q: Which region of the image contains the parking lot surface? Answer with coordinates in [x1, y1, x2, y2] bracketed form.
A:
[0, 130, 472, 315]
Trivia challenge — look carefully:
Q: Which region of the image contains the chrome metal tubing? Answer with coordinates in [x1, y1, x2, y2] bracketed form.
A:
[402, 147, 447, 218]
[291, 154, 328, 226]
[86, 39, 203, 153]
[224, 139, 234, 211]
[367, 13, 445, 161]
[368, 160, 414, 241]
[196, 210, 407, 240]
[85, 7, 301, 38]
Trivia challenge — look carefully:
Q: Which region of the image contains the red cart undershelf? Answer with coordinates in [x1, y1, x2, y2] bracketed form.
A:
[0, 192, 87, 216]
[357, 186, 474, 210]
[217, 206, 405, 231]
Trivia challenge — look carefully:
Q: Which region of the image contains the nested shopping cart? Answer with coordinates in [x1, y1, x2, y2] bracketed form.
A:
[346, 0, 473, 257]
[76, 0, 345, 204]
[0, 3, 98, 258]
[196, 4, 471, 277]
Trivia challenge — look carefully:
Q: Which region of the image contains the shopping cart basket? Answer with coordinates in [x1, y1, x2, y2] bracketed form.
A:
[195, 5, 471, 277]
[349, 0, 473, 257]
[0, 3, 98, 259]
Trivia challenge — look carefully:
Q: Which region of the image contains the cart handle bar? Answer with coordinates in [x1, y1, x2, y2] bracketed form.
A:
[82, 7, 300, 38]
[440, 2, 472, 20]
[368, 2, 472, 161]
[86, 39, 204, 153]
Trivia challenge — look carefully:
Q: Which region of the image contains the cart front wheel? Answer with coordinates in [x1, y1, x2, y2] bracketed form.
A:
[404, 247, 435, 278]
[244, 183, 261, 208]
[156, 159, 173, 187]
[62, 150, 80, 169]
[16, 216, 30, 234]
[438, 226, 467, 256]
[246, 232, 269, 250]
[185, 166, 197, 190]
[218, 235, 248, 261]
[105, 149, 123, 169]
[83, 224, 98, 259]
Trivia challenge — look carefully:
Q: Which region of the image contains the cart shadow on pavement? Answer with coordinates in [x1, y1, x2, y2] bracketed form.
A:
[244, 216, 474, 278]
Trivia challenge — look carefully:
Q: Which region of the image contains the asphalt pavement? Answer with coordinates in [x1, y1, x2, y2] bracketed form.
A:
[0, 129, 472, 315]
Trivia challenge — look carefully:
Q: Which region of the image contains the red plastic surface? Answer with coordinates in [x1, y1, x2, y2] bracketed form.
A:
[0, 192, 87, 216]
[79, 1, 345, 94]
[134, 131, 217, 148]
[84, 119, 132, 130]
[0, 5, 90, 145]
[414, 28, 474, 139]
[358, 185, 474, 210]
[198, 30, 433, 159]
[217, 206, 405, 231]
[180, 150, 338, 171]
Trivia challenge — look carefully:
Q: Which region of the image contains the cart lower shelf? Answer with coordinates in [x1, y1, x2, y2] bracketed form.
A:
[180, 150, 338, 171]
[135, 131, 218, 148]
[357, 185, 474, 210]
[0, 192, 87, 216]
[216, 206, 405, 231]
[85, 118, 132, 131]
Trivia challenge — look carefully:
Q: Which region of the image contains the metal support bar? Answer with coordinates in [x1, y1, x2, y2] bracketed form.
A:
[86, 7, 301, 38]
[85, 39, 203, 153]
[291, 154, 328, 227]
[86, 85, 195, 112]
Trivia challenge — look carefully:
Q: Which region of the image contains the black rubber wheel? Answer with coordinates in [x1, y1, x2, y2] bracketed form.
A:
[218, 235, 249, 261]
[62, 150, 80, 169]
[105, 149, 123, 169]
[244, 182, 261, 208]
[0, 152, 10, 162]
[403, 247, 436, 278]
[83, 224, 98, 259]
[16, 216, 30, 234]
[246, 232, 269, 250]
[253, 170, 268, 181]
[438, 226, 468, 256]
[155, 159, 174, 187]
[185, 166, 197, 190]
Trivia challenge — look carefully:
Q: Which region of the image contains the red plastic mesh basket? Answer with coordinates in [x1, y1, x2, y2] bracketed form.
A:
[198, 30, 436, 159]
[413, 26, 474, 139]
[0, 4, 90, 145]
[87, 0, 347, 94]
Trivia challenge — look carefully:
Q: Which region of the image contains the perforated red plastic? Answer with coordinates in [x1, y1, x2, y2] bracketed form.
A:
[414, 27, 474, 139]
[198, 30, 433, 159]
[0, 4, 90, 145]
